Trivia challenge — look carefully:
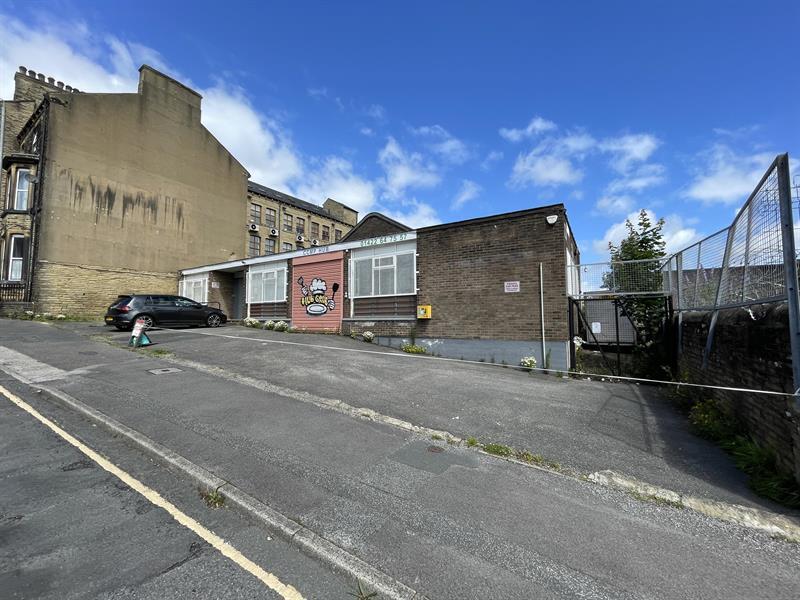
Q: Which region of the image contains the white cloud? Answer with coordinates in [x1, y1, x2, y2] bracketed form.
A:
[378, 137, 441, 198]
[365, 104, 386, 120]
[499, 116, 557, 142]
[592, 209, 701, 257]
[381, 200, 440, 228]
[359, 127, 374, 137]
[409, 124, 472, 165]
[606, 163, 666, 194]
[480, 150, 503, 171]
[686, 144, 775, 204]
[451, 180, 481, 210]
[510, 153, 582, 187]
[599, 133, 661, 174]
[295, 156, 376, 212]
[594, 195, 634, 215]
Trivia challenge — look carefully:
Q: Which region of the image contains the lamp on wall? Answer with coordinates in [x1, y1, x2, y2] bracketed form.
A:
[546, 215, 558, 225]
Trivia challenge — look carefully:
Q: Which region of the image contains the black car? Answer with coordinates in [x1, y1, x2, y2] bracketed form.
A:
[104, 294, 227, 330]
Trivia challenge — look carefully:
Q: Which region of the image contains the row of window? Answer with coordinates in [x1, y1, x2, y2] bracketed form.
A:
[244, 250, 416, 303]
[2, 235, 26, 281]
[6, 169, 31, 211]
[250, 202, 342, 241]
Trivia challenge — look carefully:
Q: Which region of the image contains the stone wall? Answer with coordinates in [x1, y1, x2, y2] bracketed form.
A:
[32, 261, 177, 316]
[415, 206, 569, 341]
[678, 303, 800, 483]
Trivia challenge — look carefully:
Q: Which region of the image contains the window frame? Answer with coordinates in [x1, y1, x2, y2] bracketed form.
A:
[249, 202, 262, 223]
[264, 207, 277, 228]
[12, 169, 31, 211]
[179, 275, 208, 304]
[281, 242, 293, 252]
[264, 238, 276, 255]
[296, 217, 305, 234]
[334, 229, 343, 241]
[6, 234, 25, 281]
[310, 222, 320, 238]
[248, 234, 261, 257]
[247, 264, 287, 304]
[322, 225, 330, 241]
[349, 249, 417, 299]
[282, 213, 293, 232]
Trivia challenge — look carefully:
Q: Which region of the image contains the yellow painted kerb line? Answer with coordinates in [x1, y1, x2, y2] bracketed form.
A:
[0, 384, 305, 600]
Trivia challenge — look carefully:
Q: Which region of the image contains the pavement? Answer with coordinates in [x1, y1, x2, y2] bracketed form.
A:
[1, 318, 800, 599]
[64, 319, 786, 511]
[0, 375, 355, 599]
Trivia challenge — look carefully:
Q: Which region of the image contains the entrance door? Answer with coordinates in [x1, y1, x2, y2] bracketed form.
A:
[291, 251, 344, 331]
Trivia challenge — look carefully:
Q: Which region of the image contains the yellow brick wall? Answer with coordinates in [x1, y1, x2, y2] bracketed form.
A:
[33, 261, 178, 317]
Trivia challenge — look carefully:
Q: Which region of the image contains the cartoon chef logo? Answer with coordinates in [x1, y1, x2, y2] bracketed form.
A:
[297, 276, 338, 315]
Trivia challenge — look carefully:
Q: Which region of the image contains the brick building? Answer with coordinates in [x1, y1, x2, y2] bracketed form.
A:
[0, 65, 357, 316]
[179, 204, 580, 368]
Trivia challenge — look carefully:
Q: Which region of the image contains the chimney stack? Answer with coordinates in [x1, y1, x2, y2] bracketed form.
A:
[18, 65, 26, 73]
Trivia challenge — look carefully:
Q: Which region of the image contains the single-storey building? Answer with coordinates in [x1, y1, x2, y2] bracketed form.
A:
[179, 203, 580, 369]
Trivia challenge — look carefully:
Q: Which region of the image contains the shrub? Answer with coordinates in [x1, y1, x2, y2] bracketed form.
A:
[264, 320, 275, 330]
[401, 343, 427, 354]
[688, 398, 737, 442]
[519, 356, 537, 369]
[273, 320, 289, 332]
[362, 331, 375, 343]
[483, 443, 513, 457]
[242, 317, 260, 328]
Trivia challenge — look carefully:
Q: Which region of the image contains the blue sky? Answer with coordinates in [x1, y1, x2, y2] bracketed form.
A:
[2, 1, 798, 261]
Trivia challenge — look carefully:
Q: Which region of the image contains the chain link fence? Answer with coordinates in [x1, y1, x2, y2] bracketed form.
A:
[567, 258, 667, 296]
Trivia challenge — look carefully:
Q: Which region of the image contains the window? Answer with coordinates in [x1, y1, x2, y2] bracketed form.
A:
[250, 203, 262, 223]
[281, 242, 293, 252]
[248, 266, 287, 303]
[283, 213, 293, 232]
[296, 217, 305, 234]
[351, 252, 415, 297]
[322, 225, 330, 241]
[180, 276, 207, 303]
[6, 235, 25, 281]
[310, 222, 320, 238]
[334, 229, 342, 241]
[264, 238, 276, 254]
[12, 169, 31, 211]
[248, 235, 261, 257]
[265, 208, 276, 228]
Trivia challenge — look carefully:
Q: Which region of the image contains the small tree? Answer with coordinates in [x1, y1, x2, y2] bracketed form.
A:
[607, 209, 669, 377]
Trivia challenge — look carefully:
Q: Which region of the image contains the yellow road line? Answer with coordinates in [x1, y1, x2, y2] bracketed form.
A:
[0, 384, 305, 600]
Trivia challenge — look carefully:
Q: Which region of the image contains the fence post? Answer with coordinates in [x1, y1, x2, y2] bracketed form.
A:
[702, 220, 735, 369]
[777, 154, 800, 406]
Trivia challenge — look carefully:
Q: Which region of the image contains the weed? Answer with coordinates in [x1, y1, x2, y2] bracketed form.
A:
[771, 533, 799, 544]
[689, 398, 737, 441]
[545, 348, 552, 370]
[483, 443, 513, 457]
[349, 580, 378, 599]
[516, 450, 535, 463]
[466, 436, 479, 447]
[431, 434, 444, 441]
[721, 436, 800, 508]
[139, 347, 173, 358]
[401, 343, 427, 354]
[446, 436, 457, 445]
[200, 486, 226, 509]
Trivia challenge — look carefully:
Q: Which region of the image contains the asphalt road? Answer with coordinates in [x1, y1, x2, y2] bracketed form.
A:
[0, 373, 354, 599]
[2, 319, 800, 599]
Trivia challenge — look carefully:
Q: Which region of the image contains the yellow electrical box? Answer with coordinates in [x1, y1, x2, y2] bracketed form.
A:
[417, 305, 432, 319]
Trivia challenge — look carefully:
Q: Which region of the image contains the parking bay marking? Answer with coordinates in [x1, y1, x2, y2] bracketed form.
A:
[0, 383, 306, 600]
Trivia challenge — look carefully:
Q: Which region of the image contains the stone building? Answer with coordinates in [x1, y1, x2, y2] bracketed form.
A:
[179, 204, 580, 368]
[246, 182, 356, 257]
[0, 65, 356, 317]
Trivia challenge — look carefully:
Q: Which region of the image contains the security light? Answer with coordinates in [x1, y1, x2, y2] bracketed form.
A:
[546, 215, 558, 225]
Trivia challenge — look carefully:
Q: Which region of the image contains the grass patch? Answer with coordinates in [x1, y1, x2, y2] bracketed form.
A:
[200, 487, 225, 509]
[431, 434, 443, 441]
[401, 343, 427, 354]
[466, 436, 479, 448]
[138, 347, 173, 358]
[628, 490, 684, 509]
[483, 443, 513, 457]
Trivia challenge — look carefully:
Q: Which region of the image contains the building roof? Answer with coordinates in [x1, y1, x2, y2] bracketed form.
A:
[247, 181, 350, 225]
[340, 212, 411, 242]
[417, 203, 565, 232]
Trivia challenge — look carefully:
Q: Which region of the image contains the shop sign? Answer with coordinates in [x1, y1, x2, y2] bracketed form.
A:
[359, 233, 408, 247]
[504, 281, 520, 293]
[297, 276, 339, 316]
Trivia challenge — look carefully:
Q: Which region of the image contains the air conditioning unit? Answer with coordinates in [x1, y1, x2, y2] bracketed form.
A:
[311, 239, 319, 246]
[269, 228, 279, 237]
[296, 234, 305, 243]
[248, 223, 260, 232]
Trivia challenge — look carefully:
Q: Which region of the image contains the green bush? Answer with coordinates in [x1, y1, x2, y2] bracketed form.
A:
[401, 343, 427, 354]
[688, 398, 738, 441]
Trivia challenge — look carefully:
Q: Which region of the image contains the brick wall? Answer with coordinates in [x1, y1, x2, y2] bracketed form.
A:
[207, 271, 238, 317]
[679, 303, 800, 483]
[341, 320, 416, 337]
[32, 261, 177, 316]
[415, 207, 569, 341]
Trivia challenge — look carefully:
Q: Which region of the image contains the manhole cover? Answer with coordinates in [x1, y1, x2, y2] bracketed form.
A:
[427, 445, 444, 453]
[147, 367, 183, 375]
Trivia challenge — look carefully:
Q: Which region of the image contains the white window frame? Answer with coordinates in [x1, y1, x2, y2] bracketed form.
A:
[350, 249, 416, 299]
[6, 235, 25, 281]
[247, 264, 287, 304]
[12, 169, 31, 211]
[179, 274, 208, 303]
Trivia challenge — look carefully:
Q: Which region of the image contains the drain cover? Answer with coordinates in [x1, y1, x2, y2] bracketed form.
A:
[427, 445, 444, 453]
[147, 367, 183, 375]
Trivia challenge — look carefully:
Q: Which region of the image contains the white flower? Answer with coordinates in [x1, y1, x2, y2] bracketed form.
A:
[56, 314, 66, 320]
[362, 331, 375, 342]
[24, 310, 34, 316]
[572, 336, 584, 348]
[519, 356, 538, 369]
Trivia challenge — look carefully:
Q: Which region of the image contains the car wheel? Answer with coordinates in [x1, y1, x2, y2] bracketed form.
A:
[206, 313, 222, 328]
[136, 314, 155, 329]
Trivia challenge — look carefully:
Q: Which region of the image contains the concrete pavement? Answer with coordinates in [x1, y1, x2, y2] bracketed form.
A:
[2, 318, 800, 599]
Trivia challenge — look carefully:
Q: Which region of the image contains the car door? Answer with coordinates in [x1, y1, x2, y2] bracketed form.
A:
[146, 295, 179, 325]
[174, 296, 207, 324]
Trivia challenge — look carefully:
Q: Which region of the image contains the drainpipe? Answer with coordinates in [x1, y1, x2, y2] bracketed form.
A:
[539, 262, 546, 367]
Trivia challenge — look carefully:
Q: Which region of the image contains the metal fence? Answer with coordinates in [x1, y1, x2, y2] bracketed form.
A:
[567, 258, 667, 297]
[662, 154, 794, 311]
